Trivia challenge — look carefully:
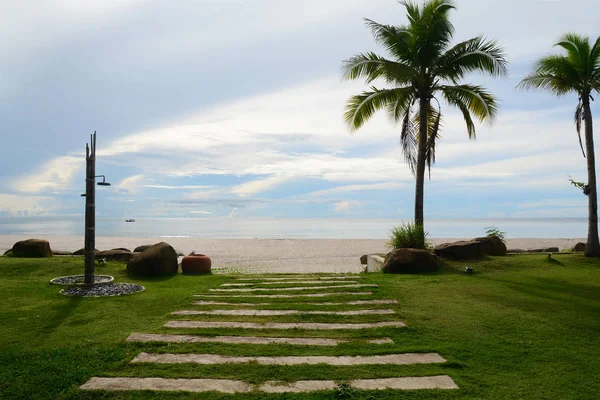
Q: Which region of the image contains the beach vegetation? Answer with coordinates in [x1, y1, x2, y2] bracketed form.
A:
[519, 33, 600, 256]
[387, 222, 430, 250]
[484, 225, 506, 242]
[342, 0, 507, 227]
[1, 255, 599, 398]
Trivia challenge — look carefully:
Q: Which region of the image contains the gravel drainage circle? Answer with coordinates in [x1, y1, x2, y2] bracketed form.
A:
[50, 275, 114, 286]
[60, 283, 145, 297]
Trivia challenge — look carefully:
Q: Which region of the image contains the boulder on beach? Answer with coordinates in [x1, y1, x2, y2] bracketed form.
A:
[507, 249, 526, 254]
[11, 239, 52, 258]
[528, 247, 560, 253]
[474, 236, 507, 256]
[434, 240, 482, 260]
[572, 242, 586, 252]
[383, 249, 437, 274]
[97, 249, 135, 262]
[133, 244, 154, 253]
[73, 248, 98, 256]
[52, 250, 73, 256]
[127, 242, 178, 277]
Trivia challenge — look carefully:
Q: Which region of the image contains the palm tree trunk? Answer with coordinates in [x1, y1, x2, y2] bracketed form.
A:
[583, 96, 600, 256]
[414, 97, 429, 226]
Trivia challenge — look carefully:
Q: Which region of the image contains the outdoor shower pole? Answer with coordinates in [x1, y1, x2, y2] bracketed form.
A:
[84, 132, 96, 285]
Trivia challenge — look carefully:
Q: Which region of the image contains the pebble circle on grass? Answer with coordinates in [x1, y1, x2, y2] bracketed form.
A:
[60, 283, 145, 297]
[50, 275, 114, 286]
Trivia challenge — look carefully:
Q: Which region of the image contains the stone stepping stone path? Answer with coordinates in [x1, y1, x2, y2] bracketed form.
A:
[81, 375, 458, 393]
[132, 352, 447, 365]
[193, 299, 398, 306]
[165, 320, 407, 330]
[171, 309, 396, 316]
[210, 283, 377, 292]
[194, 291, 373, 298]
[81, 274, 459, 395]
[221, 280, 359, 286]
[127, 333, 394, 346]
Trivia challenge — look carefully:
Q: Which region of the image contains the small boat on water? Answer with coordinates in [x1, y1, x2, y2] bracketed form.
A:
[125, 218, 136, 222]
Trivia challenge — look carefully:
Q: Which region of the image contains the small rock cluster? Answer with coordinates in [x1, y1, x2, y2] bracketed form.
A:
[61, 283, 145, 297]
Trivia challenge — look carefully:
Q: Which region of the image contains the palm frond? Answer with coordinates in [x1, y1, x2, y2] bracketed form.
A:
[556, 33, 591, 73]
[440, 88, 476, 138]
[425, 106, 442, 178]
[402, 0, 456, 65]
[574, 101, 586, 157]
[364, 19, 414, 64]
[341, 52, 418, 85]
[400, 106, 418, 174]
[344, 87, 412, 131]
[435, 36, 508, 82]
[439, 84, 498, 124]
[518, 54, 582, 95]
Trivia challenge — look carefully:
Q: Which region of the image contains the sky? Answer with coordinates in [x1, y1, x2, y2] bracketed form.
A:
[1, 0, 599, 220]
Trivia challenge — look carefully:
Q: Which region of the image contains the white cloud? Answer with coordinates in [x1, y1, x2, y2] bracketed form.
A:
[11, 156, 81, 193]
[333, 200, 361, 213]
[0, 194, 53, 216]
[231, 175, 289, 197]
[116, 174, 145, 193]
[190, 210, 212, 215]
[308, 182, 404, 197]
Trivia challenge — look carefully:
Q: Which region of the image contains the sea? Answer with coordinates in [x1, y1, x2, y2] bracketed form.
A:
[0, 217, 588, 239]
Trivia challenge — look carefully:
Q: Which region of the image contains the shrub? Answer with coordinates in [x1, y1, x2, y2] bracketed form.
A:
[387, 223, 430, 250]
[485, 226, 506, 242]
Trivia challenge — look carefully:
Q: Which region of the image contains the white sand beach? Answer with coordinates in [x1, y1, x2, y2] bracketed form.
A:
[0, 235, 586, 273]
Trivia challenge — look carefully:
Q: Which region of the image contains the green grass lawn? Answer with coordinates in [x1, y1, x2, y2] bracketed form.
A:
[0, 254, 598, 399]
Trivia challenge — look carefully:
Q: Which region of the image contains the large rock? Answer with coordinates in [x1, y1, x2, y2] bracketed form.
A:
[133, 244, 154, 253]
[127, 242, 178, 277]
[11, 239, 52, 257]
[97, 249, 135, 262]
[527, 247, 560, 253]
[434, 240, 482, 260]
[507, 249, 526, 254]
[52, 250, 73, 256]
[383, 249, 437, 274]
[474, 236, 507, 256]
[572, 242, 586, 252]
[73, 248, 98, 256]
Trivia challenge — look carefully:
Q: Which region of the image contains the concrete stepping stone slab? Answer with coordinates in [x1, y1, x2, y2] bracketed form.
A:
[126, 333, 347, 346]
[81, 376, 458, 393]
[262, 375, 458, 392]
[192, 299, 396, 306]
[209, 284, 377, 292]
[194, 292, 373, 298]
[221, 280, 359, 286]
[81, 377, 252, 393]
[132, 352, 447, 366]
[236, 276, 356, 281]
[368, 338, 395, 344]
[165, 321, 406, 330]
[172, 309, 395, 316]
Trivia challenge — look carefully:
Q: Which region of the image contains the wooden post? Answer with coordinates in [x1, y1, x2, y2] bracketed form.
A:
[84, 132, 96, 285]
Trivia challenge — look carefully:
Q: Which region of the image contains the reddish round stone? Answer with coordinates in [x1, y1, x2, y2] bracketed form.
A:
[182, 254, 212, 274]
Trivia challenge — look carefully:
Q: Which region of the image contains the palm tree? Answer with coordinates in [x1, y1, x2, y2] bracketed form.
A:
[342, 0, 507, 227]
[519, 34, 600, 257]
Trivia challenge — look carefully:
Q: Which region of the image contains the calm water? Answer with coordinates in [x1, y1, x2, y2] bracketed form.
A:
[0, 217, 587, 239]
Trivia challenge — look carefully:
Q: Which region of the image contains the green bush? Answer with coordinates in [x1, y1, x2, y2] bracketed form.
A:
[485, 225, 506, 242]
[387, 223, 430, 250]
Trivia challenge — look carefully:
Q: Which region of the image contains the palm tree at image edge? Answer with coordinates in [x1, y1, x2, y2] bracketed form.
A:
[342, 0, 508, 227]
[519, 33, 600, 257]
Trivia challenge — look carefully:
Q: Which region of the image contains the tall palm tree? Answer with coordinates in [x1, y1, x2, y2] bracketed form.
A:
[342, 0, 507, 227]
[519, 34, 600, 257]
